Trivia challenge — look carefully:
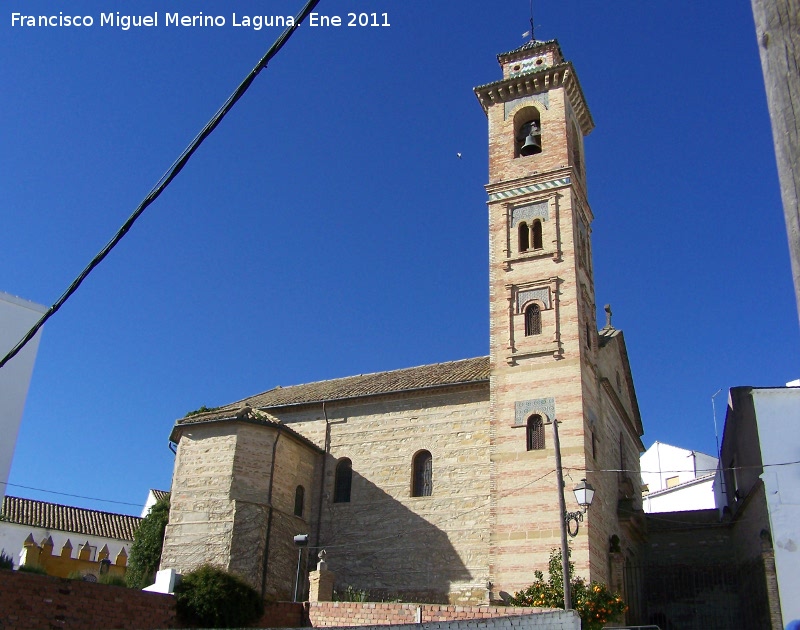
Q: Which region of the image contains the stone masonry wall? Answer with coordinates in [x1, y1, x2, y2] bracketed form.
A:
[273, 385, 492, 604]
[162, 420, 320, 598]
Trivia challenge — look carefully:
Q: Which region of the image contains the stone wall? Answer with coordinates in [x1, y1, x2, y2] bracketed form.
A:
[161, 420, 319, 598]
[275, 385, 492, 604]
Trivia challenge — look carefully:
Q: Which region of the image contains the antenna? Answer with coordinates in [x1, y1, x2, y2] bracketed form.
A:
[522, 0, 536, 41]
[529, 0, 535, 41]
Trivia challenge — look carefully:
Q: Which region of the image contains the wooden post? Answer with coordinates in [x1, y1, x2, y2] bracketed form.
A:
[552, 419, 571, 610]
[751, 0, 800, 329]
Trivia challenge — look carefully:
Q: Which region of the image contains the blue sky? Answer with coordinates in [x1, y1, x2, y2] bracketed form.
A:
[2, 1, 797, 516]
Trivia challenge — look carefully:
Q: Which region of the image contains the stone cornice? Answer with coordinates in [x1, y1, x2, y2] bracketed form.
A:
[474, 62, 594, 136]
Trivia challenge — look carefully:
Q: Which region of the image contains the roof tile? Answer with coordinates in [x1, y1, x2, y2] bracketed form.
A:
[219, 356, 490, 410]
[1, 496, 141, 541]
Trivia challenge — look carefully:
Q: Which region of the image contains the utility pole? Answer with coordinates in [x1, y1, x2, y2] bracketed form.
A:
[751, 0, 800, 329]
[552, 419, 571, 610]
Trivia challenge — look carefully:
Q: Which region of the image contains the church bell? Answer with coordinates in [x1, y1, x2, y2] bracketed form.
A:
[518, 121, 542, 156]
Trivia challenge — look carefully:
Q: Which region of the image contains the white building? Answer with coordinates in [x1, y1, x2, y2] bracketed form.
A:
[640, 441, 718, 513]
[0, 292, 47, 500]
[0, 495, 140, 570]
[719, 385, 800, 627]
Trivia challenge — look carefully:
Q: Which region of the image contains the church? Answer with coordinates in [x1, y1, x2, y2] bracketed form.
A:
[159, 37, 646, 606]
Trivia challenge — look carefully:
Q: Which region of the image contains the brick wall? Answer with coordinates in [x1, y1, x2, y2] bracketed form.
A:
[0, 570, 306, 630]
[307, 602, 577, 629]
[0, 570, 179, 629]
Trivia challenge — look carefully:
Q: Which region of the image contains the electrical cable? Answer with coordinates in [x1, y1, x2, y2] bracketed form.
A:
[0, 0, 321, 372]
[1, 481, 144, 508]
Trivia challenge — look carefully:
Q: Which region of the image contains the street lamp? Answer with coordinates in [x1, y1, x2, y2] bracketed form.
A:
[293, 534, 309, 603]
[565, 478, 595, 537]
[573, 478, 595, 512]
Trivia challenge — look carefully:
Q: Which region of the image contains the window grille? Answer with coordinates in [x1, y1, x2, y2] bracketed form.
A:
[412, 450, 433, 497]
[334, 458, 352, 503]
[526, 415, 545, 451]
[525, 304, 542, 336]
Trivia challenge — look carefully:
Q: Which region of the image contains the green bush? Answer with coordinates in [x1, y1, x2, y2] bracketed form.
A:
[126, 496, 170, 589]
[17, 563, 47, 575]
[333, 585, 369, 602]
[508, 548, 627, 630]
[98, 572, 127, 587]
[0, 550, 13, 570]
[174, 565, 264, 628]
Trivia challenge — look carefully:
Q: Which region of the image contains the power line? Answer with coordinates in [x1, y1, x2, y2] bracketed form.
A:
[0, 0, 321, 371]
[1, 481, 144, 509]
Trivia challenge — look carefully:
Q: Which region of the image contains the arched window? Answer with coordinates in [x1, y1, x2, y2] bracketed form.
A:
[515, 108, 542, 157]
[526, 415, 545, 451]
[333, 458, 352, 503]
[518, 222, 530, 252]
[532, 220, 543, 250]
[524, 304, 542, 336]
[294, 485, 305, 517]
[412, 450, 433, 497]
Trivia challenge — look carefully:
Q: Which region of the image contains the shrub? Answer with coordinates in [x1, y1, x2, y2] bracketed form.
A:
[98, 572, 127, 587]
[174, 565, 264, 628]
[508, 548, 627, 630]
[0, 550, 13, 570]
[17, 563, 47, 575]
[126, 496, 170, 589]
[333, 585, 369, 602]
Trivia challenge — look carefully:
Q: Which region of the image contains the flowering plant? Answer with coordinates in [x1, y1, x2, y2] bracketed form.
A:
[508, 548, 627, 630]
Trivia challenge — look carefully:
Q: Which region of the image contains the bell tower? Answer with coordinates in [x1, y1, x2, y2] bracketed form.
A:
[475, 39, 605, 595]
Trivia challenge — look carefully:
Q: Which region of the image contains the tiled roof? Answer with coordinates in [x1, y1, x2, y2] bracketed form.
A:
[498, 38, 559, 60]
[1, 496, 141, 541]
[150, 489, 169, 502]
[220, 356, 490, 410]
[598, 326, 621, 347]
[173, 405, 324, 452]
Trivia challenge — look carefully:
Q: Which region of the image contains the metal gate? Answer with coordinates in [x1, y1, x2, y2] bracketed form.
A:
[622, 559, 770, 630]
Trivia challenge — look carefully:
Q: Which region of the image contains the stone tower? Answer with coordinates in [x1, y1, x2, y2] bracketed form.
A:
[476, 39, 641, 596]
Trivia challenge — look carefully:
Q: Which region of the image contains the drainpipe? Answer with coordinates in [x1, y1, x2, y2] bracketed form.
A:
[313, 401, 331, 552]
[260, 431, 281, 597]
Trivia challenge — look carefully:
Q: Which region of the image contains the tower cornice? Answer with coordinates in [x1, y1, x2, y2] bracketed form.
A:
[474, 62, 594, 137]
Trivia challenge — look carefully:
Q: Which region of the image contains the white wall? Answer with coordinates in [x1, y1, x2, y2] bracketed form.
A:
[642, 475, 716, 514]
[0, 293, 47, 499]
[0, 520, 131, 570]
[641, 442, 717, 491]
[640, 442, 718, 513]
[751, 387, 800, 627]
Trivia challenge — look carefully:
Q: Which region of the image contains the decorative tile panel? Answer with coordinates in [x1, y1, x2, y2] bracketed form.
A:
[504, 93, 550, 119]
[489, 177, 570, 202]
[515, 397, 555, 425]
[511, 201, 549, 227]
[517, 288, 550, 312]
